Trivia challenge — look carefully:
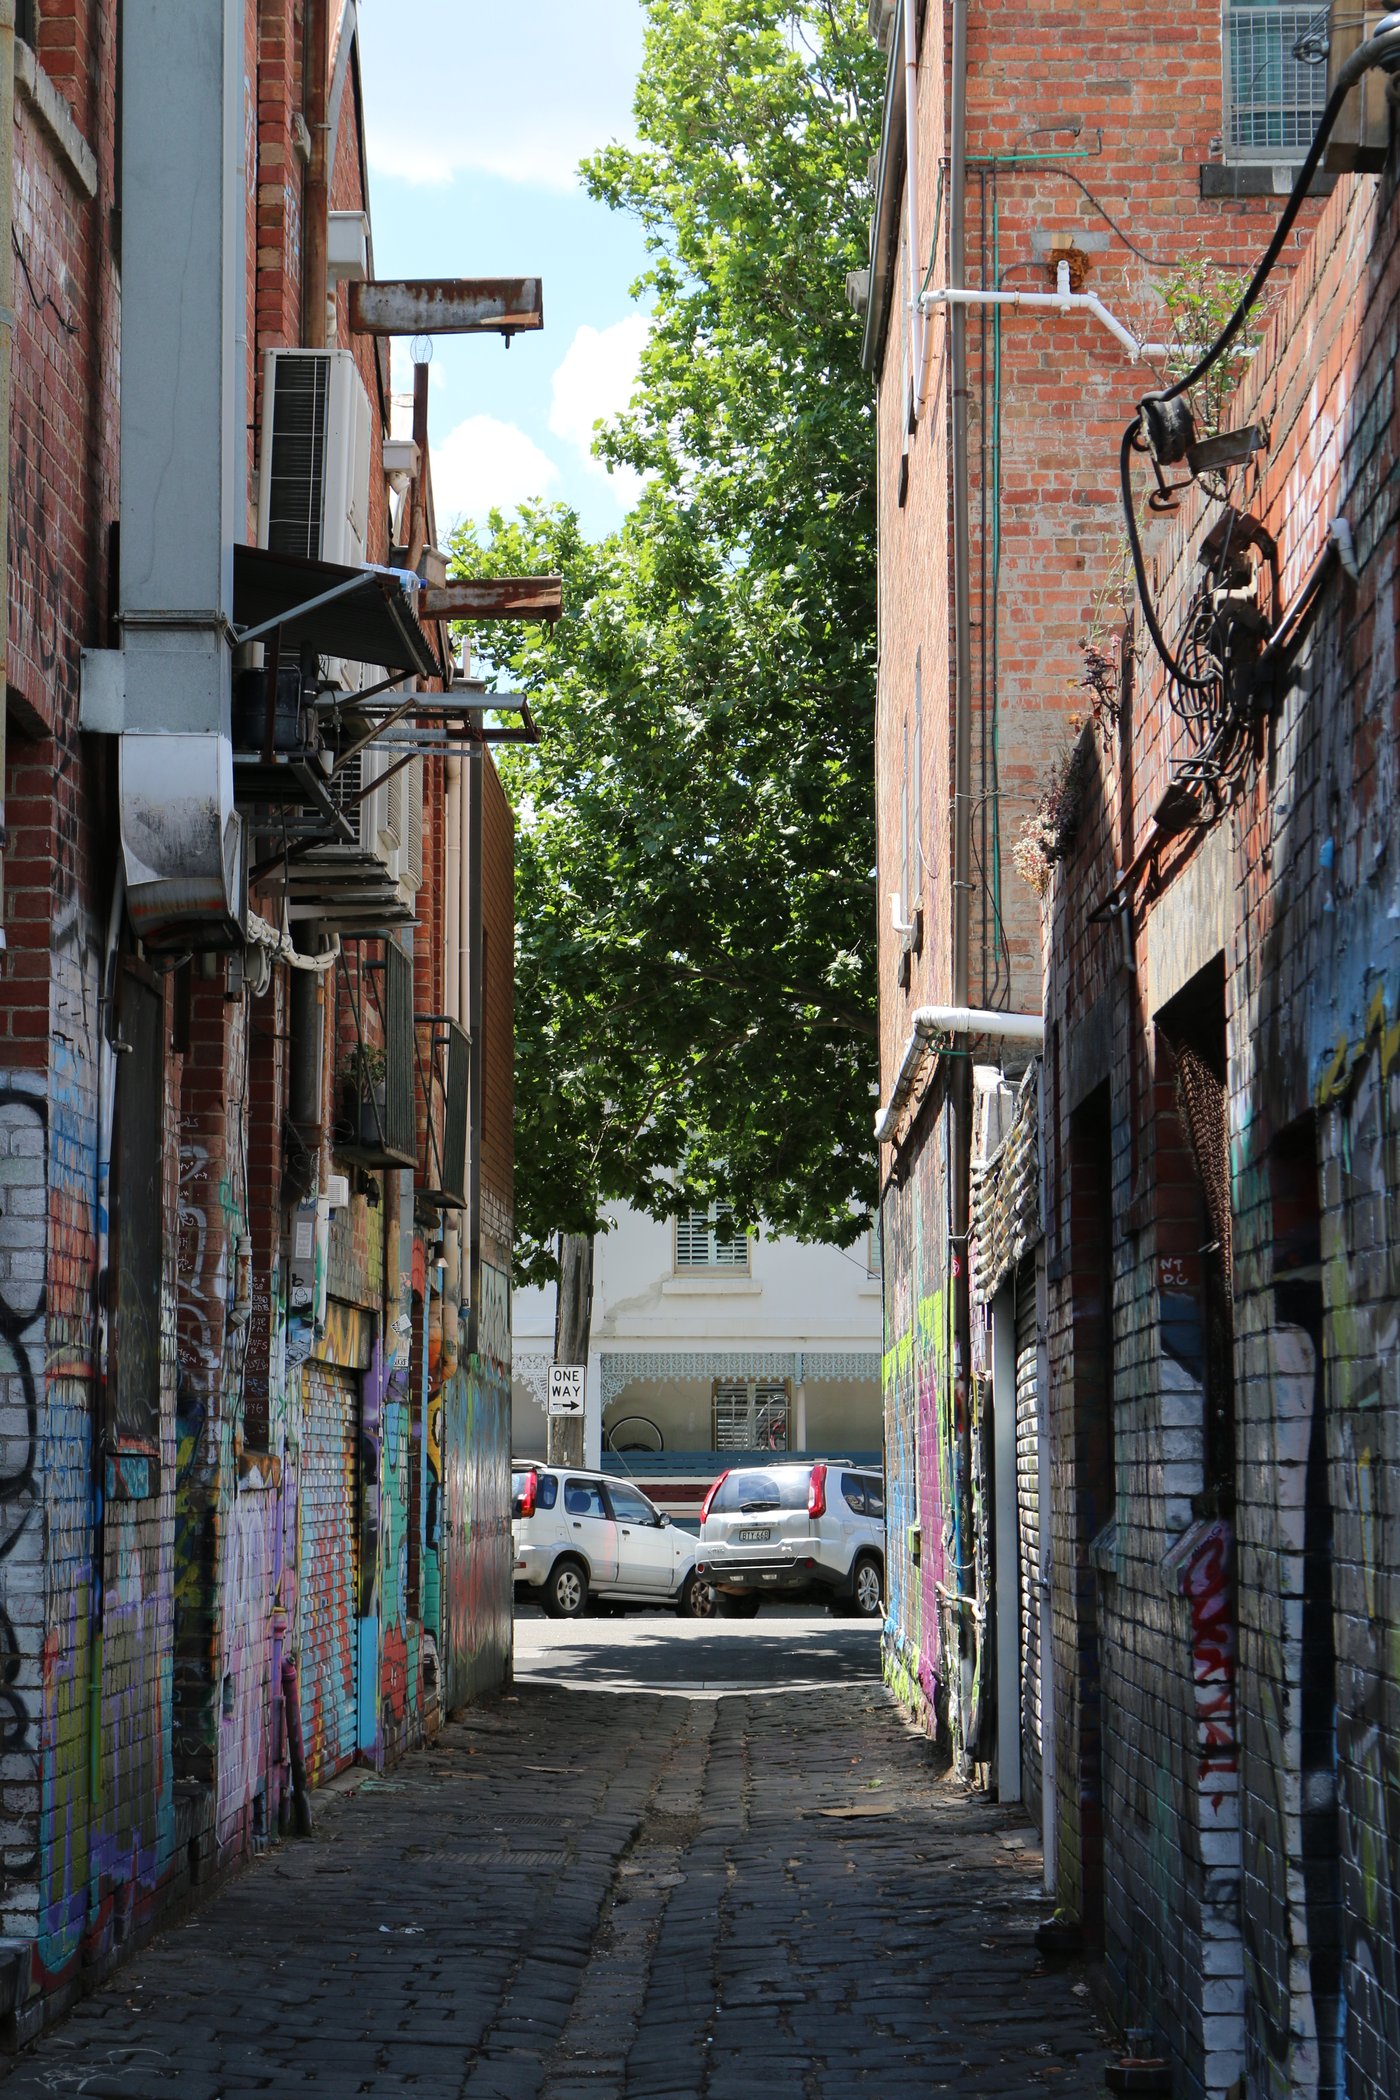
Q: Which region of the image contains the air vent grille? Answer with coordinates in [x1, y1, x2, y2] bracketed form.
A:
[264, 354, 330, 560]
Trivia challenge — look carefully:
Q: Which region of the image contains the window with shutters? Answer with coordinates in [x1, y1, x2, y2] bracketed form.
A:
[711, 1379, 789, 1452]
[405, 758, 424, 891]
[674, 1202, 749, 1271]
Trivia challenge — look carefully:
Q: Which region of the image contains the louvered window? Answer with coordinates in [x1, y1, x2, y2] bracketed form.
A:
[405, 759, 424, 891]
[712, 1380, 789, 1453]
[675, 1203, 749, 1270]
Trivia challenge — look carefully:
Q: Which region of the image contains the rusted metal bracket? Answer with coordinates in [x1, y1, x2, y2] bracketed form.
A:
[348, 277, 543, 340]
[420, 576, 563, 622]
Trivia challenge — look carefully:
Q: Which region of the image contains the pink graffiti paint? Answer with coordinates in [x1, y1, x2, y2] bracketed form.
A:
[1167, 1518, 1239, 1804]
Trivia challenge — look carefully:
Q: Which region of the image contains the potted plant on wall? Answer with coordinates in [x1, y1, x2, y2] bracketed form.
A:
[343, 1044, 388, 1150]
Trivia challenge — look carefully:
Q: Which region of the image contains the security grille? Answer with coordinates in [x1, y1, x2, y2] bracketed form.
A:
[675, 1203, 749, 1270]
[712, 1379, 789, 1452]
[1223, 2, 1329, 157]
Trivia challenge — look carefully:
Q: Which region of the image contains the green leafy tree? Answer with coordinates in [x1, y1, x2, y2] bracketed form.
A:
[454, 1, 883, 1286]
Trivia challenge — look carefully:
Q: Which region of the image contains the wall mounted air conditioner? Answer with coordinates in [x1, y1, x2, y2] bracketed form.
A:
[257, 349, 374, 693]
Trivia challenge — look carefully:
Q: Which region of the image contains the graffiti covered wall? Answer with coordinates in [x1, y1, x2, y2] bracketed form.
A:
[880, 1108, 954, 1751]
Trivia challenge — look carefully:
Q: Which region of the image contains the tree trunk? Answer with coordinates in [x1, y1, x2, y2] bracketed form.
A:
[549, 1232, 593, 1468]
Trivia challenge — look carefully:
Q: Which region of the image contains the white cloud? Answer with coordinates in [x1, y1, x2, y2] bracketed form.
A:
[548, 316, 650, 506]
[360, 0, 643, 193]
[430, 416, 560, 530]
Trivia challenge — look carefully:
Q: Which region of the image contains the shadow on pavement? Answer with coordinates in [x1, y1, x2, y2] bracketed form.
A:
[513, 1615, 881, 1691]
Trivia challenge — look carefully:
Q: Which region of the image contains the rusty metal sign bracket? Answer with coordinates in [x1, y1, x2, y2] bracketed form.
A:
[348, 277, 543, 341]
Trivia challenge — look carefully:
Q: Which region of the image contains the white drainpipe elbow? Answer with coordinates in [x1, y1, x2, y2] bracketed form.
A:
[874, 1006, 1044, 1146]
[911, 1005, 1044, 1044]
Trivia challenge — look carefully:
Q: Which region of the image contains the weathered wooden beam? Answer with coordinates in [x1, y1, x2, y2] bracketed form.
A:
[420, 577, 564, 622]
[348, 277, 543, 338]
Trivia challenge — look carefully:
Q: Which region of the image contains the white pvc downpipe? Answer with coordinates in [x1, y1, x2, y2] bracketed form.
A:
[874, 1005, 1044, 1145]
[920, 262, 1221, 366]
[901, 0, 926, 421]
[445, 756, 462, 1020]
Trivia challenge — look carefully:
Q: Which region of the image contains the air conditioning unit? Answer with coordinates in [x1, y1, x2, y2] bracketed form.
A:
[257, 349, 374, 692]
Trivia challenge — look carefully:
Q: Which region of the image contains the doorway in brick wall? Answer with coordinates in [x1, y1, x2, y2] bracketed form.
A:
[1068, 1084, 1117, 1945]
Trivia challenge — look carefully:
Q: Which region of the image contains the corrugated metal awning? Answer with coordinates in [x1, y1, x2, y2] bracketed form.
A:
[233, 545, 444, 681]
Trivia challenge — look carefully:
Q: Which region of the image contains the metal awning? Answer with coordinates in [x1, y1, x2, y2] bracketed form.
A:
[233, 545, 445, 681]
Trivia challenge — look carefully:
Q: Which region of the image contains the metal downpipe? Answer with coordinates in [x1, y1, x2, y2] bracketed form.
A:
[947, 0, 979, 1756]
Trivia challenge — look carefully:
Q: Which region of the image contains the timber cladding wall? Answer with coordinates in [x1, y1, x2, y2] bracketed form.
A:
[1045, 145, 1400, 2100]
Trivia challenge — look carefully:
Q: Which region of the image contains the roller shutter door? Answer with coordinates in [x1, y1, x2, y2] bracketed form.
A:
[1015, 1257, 1044, 1823]
[300, 1361, 360, 1784]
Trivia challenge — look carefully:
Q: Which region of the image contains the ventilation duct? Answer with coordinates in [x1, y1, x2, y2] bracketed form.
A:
[117, 0, 246, 945]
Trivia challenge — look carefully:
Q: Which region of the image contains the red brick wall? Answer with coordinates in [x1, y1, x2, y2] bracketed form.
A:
[1045, 144, 1400, 2100]
[480, 751, 514, 1274]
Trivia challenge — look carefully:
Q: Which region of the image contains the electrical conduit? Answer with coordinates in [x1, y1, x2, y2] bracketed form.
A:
[901, 0, 926, 421]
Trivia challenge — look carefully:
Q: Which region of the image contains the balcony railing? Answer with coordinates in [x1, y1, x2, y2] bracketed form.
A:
[416, 1016, 469, 1209]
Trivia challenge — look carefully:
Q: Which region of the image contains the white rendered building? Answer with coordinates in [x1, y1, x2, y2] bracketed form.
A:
[512, 1204, 882, 1507]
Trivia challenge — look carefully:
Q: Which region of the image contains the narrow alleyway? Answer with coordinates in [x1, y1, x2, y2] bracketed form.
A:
[1, 1623, 1110, 2099]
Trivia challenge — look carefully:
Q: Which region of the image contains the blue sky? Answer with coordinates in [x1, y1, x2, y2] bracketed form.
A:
[356, 0, 652, 541]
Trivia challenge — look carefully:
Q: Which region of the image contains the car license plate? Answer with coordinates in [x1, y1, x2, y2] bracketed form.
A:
[738, 1527, 771, 1543]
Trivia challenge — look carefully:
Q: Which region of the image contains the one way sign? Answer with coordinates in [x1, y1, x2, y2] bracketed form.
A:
[547, 1364, 586, 1417]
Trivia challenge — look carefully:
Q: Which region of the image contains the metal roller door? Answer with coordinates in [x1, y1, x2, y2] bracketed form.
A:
[1015, 1257, 1044, 1823]
[300, 1361, 359, 1785]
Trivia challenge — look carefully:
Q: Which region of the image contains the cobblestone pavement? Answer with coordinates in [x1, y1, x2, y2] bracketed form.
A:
[1, 1636, 1111, 2099]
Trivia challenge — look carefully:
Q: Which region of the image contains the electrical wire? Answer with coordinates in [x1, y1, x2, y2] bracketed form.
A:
[13, 227, 78, 336]
[1119, 424, 1222, 695]
[1124, 16, 1400, 687]
[967, 158, 1179, 267]
[1153, 19, 1400, 404]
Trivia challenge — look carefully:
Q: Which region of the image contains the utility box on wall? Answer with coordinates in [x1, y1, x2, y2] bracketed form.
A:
[1325, 8, 1393, 169]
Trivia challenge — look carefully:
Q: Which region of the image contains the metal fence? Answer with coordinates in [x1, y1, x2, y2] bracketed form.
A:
[1223, 2, 1330, 157]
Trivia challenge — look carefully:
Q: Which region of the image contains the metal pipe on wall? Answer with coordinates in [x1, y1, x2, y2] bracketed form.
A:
[0, 0, 13, 948]
[947, 0, 979, 1750]
[303, 0, 329, 349]
[444, 756, 461, 1020]
[900, 0, 925, 423]
[949, 0, 972, 1018]
[463, 745, 483, 1358]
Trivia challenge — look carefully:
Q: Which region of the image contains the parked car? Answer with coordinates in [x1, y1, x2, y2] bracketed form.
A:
[695, 1461, 885, 1618]
[512, 1463, 715, 1620]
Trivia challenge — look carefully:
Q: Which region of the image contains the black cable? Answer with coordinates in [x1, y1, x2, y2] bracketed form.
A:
[1124, 17, 1400, 683]
[1120, 423, 1221, 695]
[969, 159, 1178, 266]
[1155, 21, 1400, 404]
[1036, 166, 1176, 267]
[13, 229, 78, 337]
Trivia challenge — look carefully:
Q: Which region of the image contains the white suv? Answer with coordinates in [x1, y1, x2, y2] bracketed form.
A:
[512, 1464, 713, 1620]
[696, 1461, 885, 1618]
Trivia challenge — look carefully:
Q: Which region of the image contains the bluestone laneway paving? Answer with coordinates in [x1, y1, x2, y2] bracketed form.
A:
[0, 1623, 1111, 2099]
